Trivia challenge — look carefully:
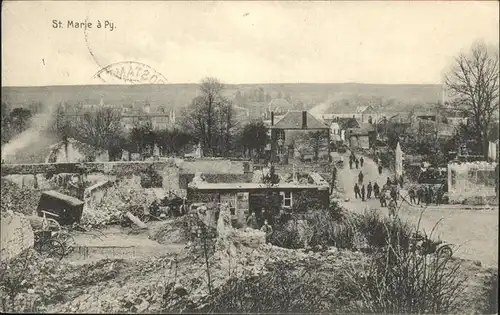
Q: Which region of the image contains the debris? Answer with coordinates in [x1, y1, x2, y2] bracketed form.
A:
[125, 212, 148, 229]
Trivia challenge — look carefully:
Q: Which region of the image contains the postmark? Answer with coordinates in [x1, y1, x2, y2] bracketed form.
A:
[84, 17, 167, 84]
[93, 61, 168, 84]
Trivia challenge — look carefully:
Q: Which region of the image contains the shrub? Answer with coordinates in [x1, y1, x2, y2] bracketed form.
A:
[345, 214, 467, 314]
[356, 210, 413, 250]
[200, 261, 354, 313]
[267, 220, 303, 249]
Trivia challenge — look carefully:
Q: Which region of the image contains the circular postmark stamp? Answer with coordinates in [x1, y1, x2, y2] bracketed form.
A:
[93, 61, 168, 84]
[84, 17, 167, 84]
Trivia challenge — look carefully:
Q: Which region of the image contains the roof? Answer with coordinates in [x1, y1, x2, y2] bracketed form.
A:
[355, 105, 374, 113]
[336, 117, 359, 129]
[41, 190, 84, 206]
[190, 182, 328, 190]
[271, 111, 329, 129]
[268, 98, 291, 109]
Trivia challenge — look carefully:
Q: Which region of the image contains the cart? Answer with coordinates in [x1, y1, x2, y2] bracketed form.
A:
[32, 210, 76, 260]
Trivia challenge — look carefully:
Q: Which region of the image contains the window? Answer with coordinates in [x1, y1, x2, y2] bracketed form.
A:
[220, 193, 237, 215]
[280, 191, 293, 208]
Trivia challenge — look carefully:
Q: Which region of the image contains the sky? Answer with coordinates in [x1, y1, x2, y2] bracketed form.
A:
[2, 1, 499, 86]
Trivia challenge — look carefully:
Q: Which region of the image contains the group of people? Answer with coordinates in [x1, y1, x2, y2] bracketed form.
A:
[353, 180, 380, 202]
[407, 185, 445, 205]
[348, 152, 364, 169]
[246, 208, 273, 236]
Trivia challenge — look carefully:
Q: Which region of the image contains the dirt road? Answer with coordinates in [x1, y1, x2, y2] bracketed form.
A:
[336, 151, 499, 268]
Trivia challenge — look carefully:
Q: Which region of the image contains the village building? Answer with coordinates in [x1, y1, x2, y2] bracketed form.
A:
[269, 111, 330, 164]
[345, 123, 376, 149]
[187, 170, 330, 225]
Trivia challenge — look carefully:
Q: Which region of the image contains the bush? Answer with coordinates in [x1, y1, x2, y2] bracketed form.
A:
[356, 210, 413, 250]
[200, 261, 355, 313]
[345, 215, 467, 314]
[267, 220, 303, 249]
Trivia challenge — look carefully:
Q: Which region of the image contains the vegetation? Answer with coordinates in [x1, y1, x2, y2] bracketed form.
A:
[445, 42, 499, 159]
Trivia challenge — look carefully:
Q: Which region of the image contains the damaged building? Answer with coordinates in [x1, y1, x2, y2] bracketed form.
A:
[187, 169, 330, 225]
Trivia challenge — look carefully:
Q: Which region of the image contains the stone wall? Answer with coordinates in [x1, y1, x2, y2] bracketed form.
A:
[0, 211, 35, 262]
[448, 162, 498, 205]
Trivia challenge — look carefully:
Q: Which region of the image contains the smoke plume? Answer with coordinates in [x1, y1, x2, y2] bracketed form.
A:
[1, 102, 59, 162]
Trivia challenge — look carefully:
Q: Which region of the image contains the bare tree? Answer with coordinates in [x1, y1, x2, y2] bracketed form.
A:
[445, 42, 499, 158]
[74, 107, 122, 150]
[182, 77, 234, 157]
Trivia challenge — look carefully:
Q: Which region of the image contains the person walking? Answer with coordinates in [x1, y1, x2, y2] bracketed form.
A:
[388, 199, 397, 217]
[379, 191, 387, 207]
[358, 171, 364, 185]
[390, 186, 398, 206]
[378, 164, 383, 175]
[427, 186, 434, 205]
[417, 186, 423, 205]
[360, 156, 364, 167]
[349, 158, 353, 169]
[361, 185, 366, 201]
[373, 182, 380, 198]
[355, 158, 359, 169]
[409, 188, 416, 204]
[367, 181, 373, 199]
[354, 183, 361, 199]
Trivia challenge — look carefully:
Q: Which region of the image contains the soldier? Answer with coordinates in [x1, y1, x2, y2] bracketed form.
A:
[388, 199, 397, 217]
[358, 171, 364, 185]
[361, 185, 366, 201]
[246, 212, 258, 229]
[349, 158, 353, 169]
[373, 182, 380, 198]
[409, 187, 416, 204]
[378, 164, 383, 175]
[417, 186, 423, 205]
[386, 177, 392, 186]
[360, 156, 364, 167]
[380, 191, 387, 207]
[354, 183, 361, 199]
[367, 181, 373, 199]
[427, 186, 434, 205]
[355, 158, 360, 169]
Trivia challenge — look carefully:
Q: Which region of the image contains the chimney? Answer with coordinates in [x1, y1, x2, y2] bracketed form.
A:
[271, 111, 275, 126]
[302, 111, 307, 129]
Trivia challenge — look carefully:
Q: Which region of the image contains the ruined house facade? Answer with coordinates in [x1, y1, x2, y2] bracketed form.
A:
[187, 171, 330, 225]
[269, 111, 330, 164]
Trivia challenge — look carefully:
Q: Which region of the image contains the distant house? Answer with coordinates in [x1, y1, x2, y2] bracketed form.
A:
[324, 117, 358, 142]
[269, 111, 330, 164]
[320, 105, 379, 125]
[346, 123, 376, 149]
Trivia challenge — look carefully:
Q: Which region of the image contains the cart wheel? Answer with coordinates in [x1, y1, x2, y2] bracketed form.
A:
[46, 218, 61, 232]
[436, 245, 453, 259]
[48, 239, 66, 260]
[52, 231, 76, 255]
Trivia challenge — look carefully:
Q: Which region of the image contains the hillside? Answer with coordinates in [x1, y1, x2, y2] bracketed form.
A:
[1, 83, 443, 113]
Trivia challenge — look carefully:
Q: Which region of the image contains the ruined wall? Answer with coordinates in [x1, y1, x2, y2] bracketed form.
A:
[448, 162, 498, 205]
[0, 212, 35, 262]
[179, 159, 251, 174]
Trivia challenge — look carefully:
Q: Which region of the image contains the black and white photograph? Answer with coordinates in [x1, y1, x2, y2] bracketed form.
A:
[1, 1, 499, 313]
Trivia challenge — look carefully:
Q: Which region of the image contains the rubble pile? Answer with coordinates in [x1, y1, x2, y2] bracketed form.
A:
[81, 181, 156, 228]
[0, 178, 41, 215]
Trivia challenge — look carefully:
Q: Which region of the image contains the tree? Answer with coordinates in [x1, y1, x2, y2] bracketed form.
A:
[445, 42, 499, 159]
[309, 131, 328, 161]
[238, 120, 268, 159]
[155, 128, 194, 156]
[129, 123, 156, 158]
[9, 108, 32, 135]
[182, 77, 235, 157]
[74, 107, 122, 151]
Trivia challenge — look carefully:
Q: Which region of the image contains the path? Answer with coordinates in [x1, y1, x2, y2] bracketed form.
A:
[335, 150, 499, 268]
